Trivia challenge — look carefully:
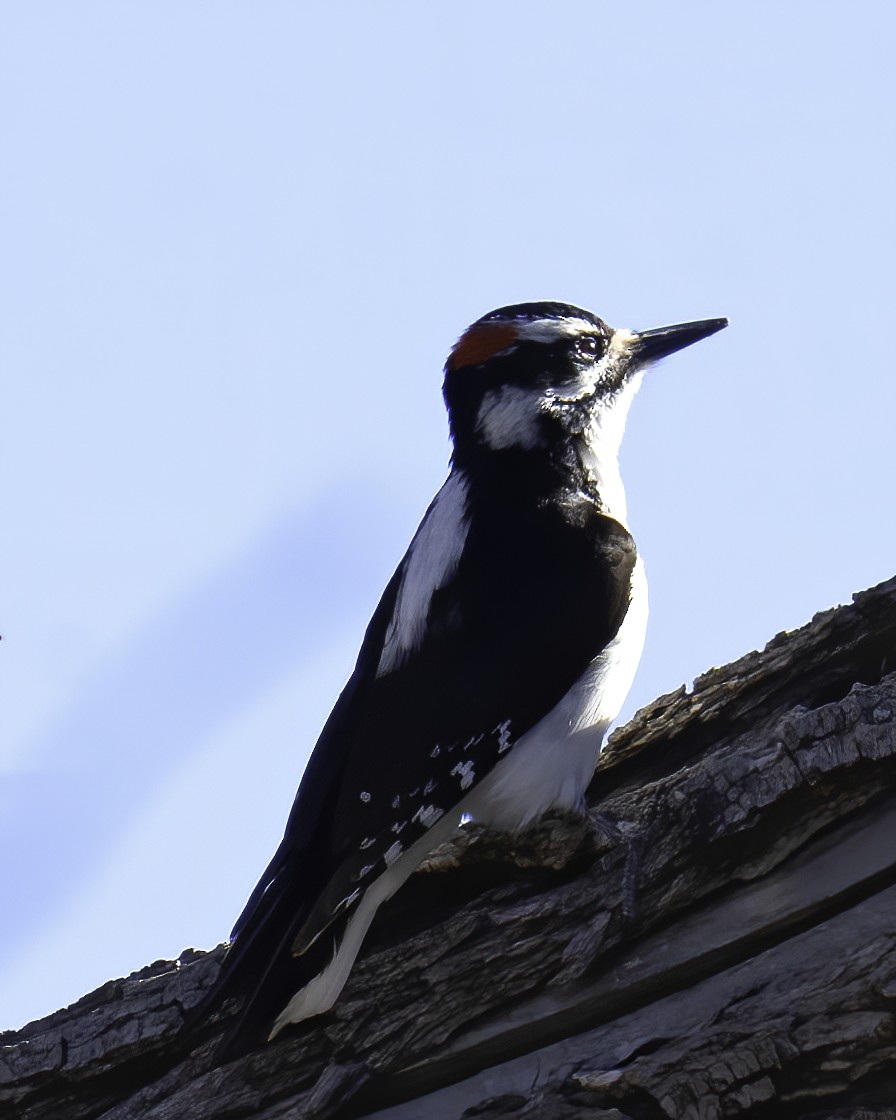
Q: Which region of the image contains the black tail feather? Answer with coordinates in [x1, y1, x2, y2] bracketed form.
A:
[191, 862, 347, 1062]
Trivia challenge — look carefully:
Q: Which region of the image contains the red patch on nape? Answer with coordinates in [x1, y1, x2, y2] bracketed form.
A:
[448, 323, 519, 371]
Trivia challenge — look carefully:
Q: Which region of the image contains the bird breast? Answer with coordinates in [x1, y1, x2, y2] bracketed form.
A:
[463, 556, 648, 832]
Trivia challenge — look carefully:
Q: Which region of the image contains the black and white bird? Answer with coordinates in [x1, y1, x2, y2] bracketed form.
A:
[208, 301, 726, 1051]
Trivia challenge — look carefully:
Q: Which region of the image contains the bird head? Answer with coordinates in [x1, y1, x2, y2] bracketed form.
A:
[443, 302, 727, 468]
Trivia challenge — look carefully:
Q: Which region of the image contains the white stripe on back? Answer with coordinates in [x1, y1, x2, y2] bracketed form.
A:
[377, 470, 470, 676]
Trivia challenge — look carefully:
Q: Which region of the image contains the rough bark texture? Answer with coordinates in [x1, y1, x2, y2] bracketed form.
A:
[3, 576, 896, 1120]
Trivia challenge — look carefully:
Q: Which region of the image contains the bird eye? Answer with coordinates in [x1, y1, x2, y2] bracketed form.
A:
[574, 335, 604, 360]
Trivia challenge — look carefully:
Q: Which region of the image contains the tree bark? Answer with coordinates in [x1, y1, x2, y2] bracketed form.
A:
[3, 576, 896, 1119]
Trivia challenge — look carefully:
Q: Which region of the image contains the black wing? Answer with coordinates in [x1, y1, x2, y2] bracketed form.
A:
[210, 473, 637, 1045]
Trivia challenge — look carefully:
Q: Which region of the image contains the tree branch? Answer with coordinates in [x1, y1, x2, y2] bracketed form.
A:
[4, 577, 896, 1119]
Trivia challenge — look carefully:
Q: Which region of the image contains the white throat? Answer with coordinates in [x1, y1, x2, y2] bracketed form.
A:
[578, 369, 643, 528]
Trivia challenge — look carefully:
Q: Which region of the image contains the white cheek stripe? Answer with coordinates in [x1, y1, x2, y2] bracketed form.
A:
[476, 385, 545, 451]
[377, 471, 470, 675]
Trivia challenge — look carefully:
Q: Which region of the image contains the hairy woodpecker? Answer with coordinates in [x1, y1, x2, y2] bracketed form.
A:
[208, 301, 727, 1051]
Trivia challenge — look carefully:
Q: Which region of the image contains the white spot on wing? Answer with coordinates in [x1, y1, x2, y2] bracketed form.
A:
[378, 471, 470, 676]
[450, 759, 476, 789]
[335, 888, 361, 913]
[412, 804, 444, 827]
[384, 841, 403, 866]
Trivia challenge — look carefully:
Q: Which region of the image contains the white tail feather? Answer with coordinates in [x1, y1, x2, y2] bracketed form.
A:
[268, 805, 464, 1036]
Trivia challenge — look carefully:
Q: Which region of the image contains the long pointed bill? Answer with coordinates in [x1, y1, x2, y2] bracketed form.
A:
[633, 317, 728, 363]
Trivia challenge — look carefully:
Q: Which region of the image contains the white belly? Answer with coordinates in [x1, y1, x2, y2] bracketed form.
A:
[464, 556, 648, 831]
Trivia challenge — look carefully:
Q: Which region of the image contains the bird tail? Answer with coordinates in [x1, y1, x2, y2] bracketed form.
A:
[192, 855, 345, 1062]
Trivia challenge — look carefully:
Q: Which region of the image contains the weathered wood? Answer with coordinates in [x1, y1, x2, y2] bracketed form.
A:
[3, 576, 896, 1119]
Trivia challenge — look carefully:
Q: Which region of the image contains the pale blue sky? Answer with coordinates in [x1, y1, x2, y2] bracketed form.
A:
[3, 2, 895, 1031]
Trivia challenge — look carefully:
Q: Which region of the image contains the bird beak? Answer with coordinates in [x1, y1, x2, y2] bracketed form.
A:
[633, 317, 728, 363]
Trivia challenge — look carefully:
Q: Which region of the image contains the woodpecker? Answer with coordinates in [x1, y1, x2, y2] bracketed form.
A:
[209, 301, 726, 1051]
